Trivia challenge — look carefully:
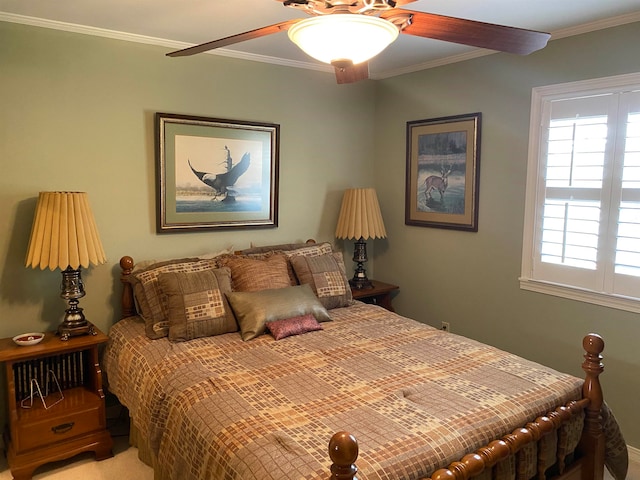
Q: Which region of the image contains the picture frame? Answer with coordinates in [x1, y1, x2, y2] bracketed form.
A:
[405, 112, 481, 231]
[155, 112, 279, 232]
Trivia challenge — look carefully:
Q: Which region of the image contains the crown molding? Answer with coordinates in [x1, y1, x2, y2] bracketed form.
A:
[2, 10, 639, 80]
[372, 11, 640, 79]
[550, 10, 640, 40]
[370, 49, 494, 80]
[0, 12, 331, 73]
[0, 12, 175, 47]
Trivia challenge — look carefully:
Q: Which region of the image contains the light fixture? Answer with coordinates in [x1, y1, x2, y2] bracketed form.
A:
[288, 14, 399, 67]
[335, 188, 387, 290]
[25, 192, 106, 340]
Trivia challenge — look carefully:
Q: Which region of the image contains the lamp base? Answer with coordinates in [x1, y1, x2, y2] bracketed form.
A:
[349, 277, 374, 290]
[350, 238, 374, 290]
[58, 267, 97, 341]
[58, 320, 97, 341]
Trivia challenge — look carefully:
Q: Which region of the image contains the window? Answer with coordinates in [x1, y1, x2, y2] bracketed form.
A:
[521, 73, 640, 313]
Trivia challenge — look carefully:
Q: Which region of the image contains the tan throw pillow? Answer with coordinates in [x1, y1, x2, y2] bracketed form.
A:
[128, 257, 199, 322]
[239, 242, 334, 285]
[290, 252, 353, 309]
[219, 254, 291, 292]
[226, 284, 331, 341]
[132, 258, 219, 339]
[281, 243, 334, 285]
[158, 268, 237, 342]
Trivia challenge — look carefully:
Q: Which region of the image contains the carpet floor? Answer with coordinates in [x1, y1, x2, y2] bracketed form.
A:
[0, 396, 153, 480]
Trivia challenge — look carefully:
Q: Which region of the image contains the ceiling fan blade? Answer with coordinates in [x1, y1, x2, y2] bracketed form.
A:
[167, 19, 301, 57]
[382, 10, 550, 55]
[275, 0, 417, 6]
[334, 62, 369, 84]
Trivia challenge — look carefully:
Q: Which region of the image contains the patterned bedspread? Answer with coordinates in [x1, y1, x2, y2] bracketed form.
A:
[104, 303, 586, 480]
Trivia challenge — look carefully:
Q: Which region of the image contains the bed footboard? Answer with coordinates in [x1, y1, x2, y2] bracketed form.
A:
[329, 333, 606, 480]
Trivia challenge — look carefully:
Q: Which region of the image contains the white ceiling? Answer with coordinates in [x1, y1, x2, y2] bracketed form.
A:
[1, 0, 639, 79]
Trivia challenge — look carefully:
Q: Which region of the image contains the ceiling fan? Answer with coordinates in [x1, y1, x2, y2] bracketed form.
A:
[167, 0, 551, 84]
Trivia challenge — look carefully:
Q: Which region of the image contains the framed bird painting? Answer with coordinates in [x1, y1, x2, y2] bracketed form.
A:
[155, 112, 279, 232]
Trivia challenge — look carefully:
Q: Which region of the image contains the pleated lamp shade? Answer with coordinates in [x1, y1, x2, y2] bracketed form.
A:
[25, 192, 106, 271]
[335, 188, 387, 240]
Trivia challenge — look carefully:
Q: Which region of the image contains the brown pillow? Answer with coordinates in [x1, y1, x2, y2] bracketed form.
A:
[266, 314, 323, 340]
[225, 284, 331, 341]
[239, 242, 334, 285]
[158, 268, 238, 342]
[132, 258, 218, 339]
[219, 254, 291, 292]
[290, 252, 353, 309]
[128, 257, 199, 319]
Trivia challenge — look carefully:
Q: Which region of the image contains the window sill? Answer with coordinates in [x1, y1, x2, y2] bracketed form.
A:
[519, 278, 640, 314]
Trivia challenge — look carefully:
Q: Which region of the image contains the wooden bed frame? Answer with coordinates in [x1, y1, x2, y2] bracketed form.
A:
[328, 335, 606, 480]
[118, 255, 606, 480]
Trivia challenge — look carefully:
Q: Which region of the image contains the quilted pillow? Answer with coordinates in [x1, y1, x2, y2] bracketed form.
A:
[239, 241, 334, 285]
[290, 252, 353, 309]
[158, 268, 238, 342]
[266, 314, 323, 340]
[127, 257, 198, 319]
[132, 258, 219, 339]
[219, 253, 291, 292]
[226, 284, 331, 341]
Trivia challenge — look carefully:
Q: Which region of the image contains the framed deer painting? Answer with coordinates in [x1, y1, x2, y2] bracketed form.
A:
[405, 112, 481, 231]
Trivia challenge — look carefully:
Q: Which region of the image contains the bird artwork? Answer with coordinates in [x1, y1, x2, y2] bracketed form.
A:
[188, 148, 251, 202]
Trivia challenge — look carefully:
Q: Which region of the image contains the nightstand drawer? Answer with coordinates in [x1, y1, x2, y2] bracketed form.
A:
[15, 390, 104, 452]
[0, 329, 113, 479]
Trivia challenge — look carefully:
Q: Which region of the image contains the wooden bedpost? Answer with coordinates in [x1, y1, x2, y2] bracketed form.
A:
[120, 256, 136, 319]
[580, 333, 605, 480]
[329, 431, 358, 480]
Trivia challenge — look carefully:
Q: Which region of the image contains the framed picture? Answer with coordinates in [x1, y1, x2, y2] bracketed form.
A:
[155, 113, 279, 232]
[405, 112, 481, 231]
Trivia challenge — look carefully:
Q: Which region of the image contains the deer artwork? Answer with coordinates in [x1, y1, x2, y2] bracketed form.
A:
[424, 164, 453, 202]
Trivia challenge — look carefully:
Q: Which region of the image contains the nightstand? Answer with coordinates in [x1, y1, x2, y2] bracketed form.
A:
[351, 280, 399, 312]
[0, 329, 113, 480]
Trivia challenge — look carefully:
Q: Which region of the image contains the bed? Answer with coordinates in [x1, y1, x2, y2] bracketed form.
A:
[103, 241, 628, 480]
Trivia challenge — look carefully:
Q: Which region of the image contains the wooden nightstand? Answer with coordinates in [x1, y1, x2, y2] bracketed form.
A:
[0, 329, 113, 480]
[351, 280, 399, 312]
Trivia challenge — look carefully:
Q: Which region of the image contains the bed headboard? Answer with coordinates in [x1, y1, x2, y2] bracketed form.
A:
[119, 255, 136, 319]
[118, 239, 319, 320]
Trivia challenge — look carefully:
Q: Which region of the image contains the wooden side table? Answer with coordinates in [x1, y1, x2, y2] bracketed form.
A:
[0, 329, 113, 480]
[351, 280, 399, 312]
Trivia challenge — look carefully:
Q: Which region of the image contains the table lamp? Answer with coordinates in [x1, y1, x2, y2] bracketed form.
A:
[25, 192, 106, 340]
[335, 188, 386, 289]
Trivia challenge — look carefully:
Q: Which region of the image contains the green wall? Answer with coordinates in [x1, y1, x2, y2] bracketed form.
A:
[0, 20, 375, 336]
[373, 22, 640, 448]
[1, 18, 638, 451]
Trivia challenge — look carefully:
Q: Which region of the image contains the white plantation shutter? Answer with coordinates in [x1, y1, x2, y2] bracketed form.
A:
[521, 74, 640, 312]
[615, 96, 640, 296]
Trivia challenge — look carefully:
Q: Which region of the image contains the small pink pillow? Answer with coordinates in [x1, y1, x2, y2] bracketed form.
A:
[266, 314, 323, 340]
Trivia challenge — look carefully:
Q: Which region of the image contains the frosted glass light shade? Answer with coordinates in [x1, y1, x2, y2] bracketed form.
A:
[288, 15, 399, 66]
